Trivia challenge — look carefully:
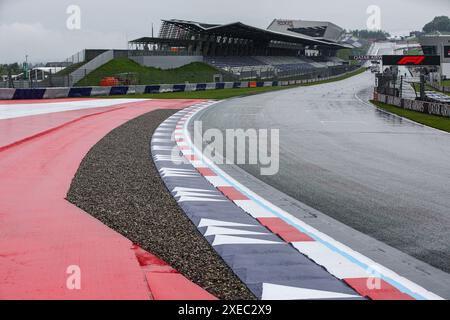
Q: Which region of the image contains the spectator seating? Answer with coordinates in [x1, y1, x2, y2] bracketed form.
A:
[204, 56, 345, 79]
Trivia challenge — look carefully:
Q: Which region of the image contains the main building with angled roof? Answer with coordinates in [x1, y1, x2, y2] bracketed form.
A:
[128, 19, 357, 79]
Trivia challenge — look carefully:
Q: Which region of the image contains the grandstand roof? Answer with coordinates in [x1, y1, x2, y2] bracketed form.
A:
[132, 19, 351, 49]
[267, 19, 345, 42]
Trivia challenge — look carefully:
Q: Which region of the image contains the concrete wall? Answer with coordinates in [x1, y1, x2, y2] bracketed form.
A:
[130, 55, 204, 69]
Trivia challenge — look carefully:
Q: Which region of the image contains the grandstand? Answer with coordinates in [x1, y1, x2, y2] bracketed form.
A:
[129, 19, 356, 79]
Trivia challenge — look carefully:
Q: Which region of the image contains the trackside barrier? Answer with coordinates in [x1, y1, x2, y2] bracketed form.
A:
[0, 68, 364, 100]
[224, 82, 234, 89]
[90, 86, 111, 96]
[215, 83, 225, 90]
[374, 92, 450, 118]
[135, 85, 147, 94]
[13, 88, 46, 100]
[43, 88, 71, 99]
[0, 88, 16, 100]
[159, 84, 173, 93]
[205, 83, 216, 90]
[196, 84, 207, 91]
[172, 84, 186, 92]
[110, 86, 129, 95]
[185, 84, 197, 92]
[68, 87, 92, 98]
[145, 85, 160, 94]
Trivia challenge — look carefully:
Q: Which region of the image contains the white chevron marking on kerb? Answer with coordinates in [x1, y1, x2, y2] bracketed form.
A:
[153, 132, 171, 137]
[155, 127, 172, 132]
[153, 154, 184, 163]
[159, 168, 198, 178]
[152, 145, 173, 151]
[172, 187, 226, 202]
[152, 138, 171, 143]
[204, 226, 267, 237]
[198, 219, 255, 228]
[261, 283, 360, 300]
[212, 235, 283, 246]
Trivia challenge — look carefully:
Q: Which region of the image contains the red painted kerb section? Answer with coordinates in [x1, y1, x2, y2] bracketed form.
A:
[0, 99, 216, 300]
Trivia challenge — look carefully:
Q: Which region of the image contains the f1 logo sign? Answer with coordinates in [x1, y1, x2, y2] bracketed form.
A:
[382, 55, 440, 66]
[397, 56, 425, 65]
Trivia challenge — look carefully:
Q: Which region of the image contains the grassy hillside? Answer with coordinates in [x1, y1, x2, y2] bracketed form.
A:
[75, 58, 233, 86]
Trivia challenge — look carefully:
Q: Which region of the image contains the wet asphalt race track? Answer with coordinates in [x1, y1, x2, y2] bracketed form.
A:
[198, 70, 450, 273]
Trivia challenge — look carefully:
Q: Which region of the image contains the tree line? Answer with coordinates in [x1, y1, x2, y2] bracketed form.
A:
[423, 16, 450, 33]
[0, 63, 22, 76]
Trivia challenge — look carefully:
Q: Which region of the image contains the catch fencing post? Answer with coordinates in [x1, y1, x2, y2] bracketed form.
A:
[400, 76, 403, 98]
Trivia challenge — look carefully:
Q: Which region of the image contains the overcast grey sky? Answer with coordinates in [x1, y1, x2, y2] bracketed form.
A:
[0, 0, 448, 63]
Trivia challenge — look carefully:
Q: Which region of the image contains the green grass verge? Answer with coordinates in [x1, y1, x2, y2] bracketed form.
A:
[76, 58, 232, 86]
[101, 68, 366, 100]
[441, 80, 450, 87]
[370, 100, 450, 133]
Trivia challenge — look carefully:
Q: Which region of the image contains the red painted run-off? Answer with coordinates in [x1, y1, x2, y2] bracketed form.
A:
[133, 245, 216, 300]
[0, 99, 216, 300]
